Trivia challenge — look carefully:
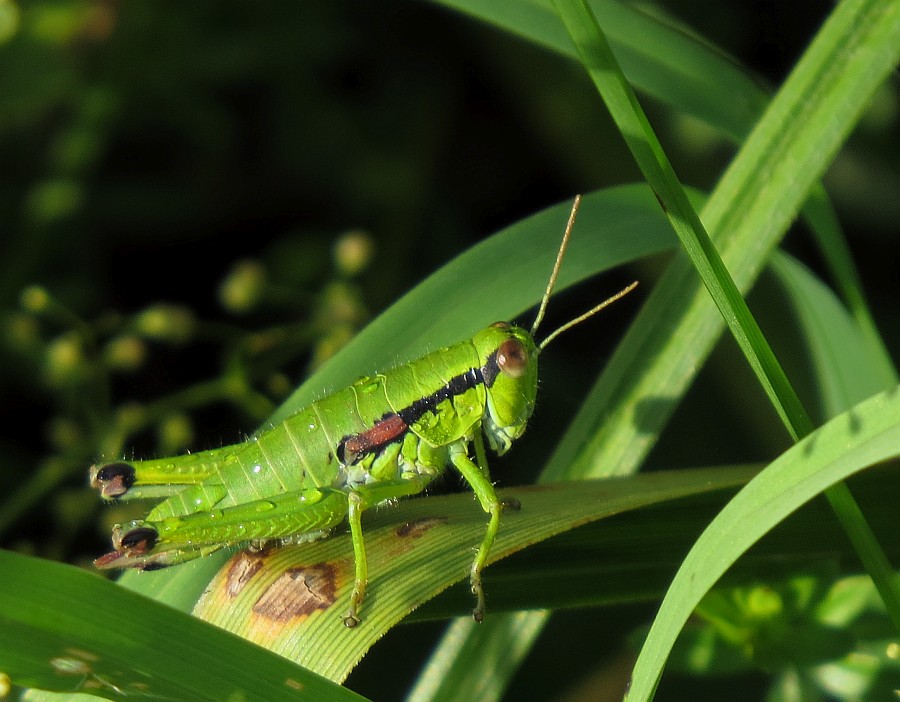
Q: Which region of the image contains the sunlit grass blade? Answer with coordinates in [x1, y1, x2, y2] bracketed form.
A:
[626, 385, 900, 701]
[0, 550, 369, 702]
[554, 0, 900, 694]
[551, 0, 813, 462]
[192, 468, 753, 682]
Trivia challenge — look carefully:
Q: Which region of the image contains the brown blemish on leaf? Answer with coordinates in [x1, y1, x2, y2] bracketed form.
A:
[395, 516, 447, 539]
[224, 550, 265, 598]
[285, 678, 305, 691]
[252, 564, 338, 621]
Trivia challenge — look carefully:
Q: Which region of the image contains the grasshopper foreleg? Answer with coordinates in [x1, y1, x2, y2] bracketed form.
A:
[450, 431, 512, 623]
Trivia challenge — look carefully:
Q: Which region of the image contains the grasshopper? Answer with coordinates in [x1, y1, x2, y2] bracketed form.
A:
[91, 196, 637, 626]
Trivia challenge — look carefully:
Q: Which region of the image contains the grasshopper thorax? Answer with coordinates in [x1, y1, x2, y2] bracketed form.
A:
[472, 322, 539, 455]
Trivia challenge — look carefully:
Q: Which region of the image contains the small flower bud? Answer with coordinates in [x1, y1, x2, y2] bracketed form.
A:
[158, 413, 194, 455]
[134, 304, 195, 344]
[103, 335, 147, 372]
[43, 332, 87, 386]
[219, 259, 266, 313]
[20, 286, 51, 313]
[333, 230, 375, 277]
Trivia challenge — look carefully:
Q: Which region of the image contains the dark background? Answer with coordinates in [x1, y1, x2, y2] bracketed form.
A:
[1, 1, 897, 700]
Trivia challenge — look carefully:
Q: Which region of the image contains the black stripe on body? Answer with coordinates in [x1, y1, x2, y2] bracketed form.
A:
[396, 366, 484, 426]
[338, 354, 501, 464]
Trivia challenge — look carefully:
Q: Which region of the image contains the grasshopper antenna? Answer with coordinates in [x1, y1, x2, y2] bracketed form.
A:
[530, 195, 581, 337]
[538, 281, 638, 352]
[530, 195, 638, 352]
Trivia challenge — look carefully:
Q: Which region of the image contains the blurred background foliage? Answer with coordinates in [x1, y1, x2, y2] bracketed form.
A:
[0, 1, 897, 700]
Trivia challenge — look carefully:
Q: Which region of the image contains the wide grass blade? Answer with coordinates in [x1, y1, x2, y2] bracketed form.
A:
[193, 468, 753, 682]
[556, 0, 900, 695]
[626, 385, 900, 701]
[0, 550, 368, 702]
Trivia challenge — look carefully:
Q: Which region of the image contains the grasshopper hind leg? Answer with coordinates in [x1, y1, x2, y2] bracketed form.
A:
[95, 486, 351, 571]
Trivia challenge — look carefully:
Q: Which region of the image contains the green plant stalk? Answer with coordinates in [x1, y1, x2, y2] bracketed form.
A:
[553, 0, 813, 441]
[551, 0, 900, 625]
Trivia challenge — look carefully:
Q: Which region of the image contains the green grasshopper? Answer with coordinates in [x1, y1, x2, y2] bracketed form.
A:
[91, 196, 637, 626]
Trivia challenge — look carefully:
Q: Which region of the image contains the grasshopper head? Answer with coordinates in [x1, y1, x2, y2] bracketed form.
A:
[473, 322, 539, 454]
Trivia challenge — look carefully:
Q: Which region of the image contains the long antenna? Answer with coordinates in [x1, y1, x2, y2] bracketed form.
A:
[538, 281, 638, 352]
[530, 195, 581, 337]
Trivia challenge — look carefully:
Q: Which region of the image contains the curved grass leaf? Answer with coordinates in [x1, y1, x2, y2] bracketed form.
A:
[625, 384, 900, 701]
[767, 251, 897, 417]
[192, 467, 754, 682]
[431, 0, 769, 142]
[0, 550, 368, 702]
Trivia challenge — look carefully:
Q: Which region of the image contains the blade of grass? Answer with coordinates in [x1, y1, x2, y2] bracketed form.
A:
[556, 0, 900, 695]
[192, 468, 754, 683]
[0, 550, 370, 702]
[768, 251, 897, 416]
[800, 187, 897, 382]
[625, 385, 900, 701]
[405, 614, 550, 702]
[553, 0, 812, 440]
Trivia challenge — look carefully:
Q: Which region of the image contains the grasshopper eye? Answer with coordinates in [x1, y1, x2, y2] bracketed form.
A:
[496, 338, 529, 378]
